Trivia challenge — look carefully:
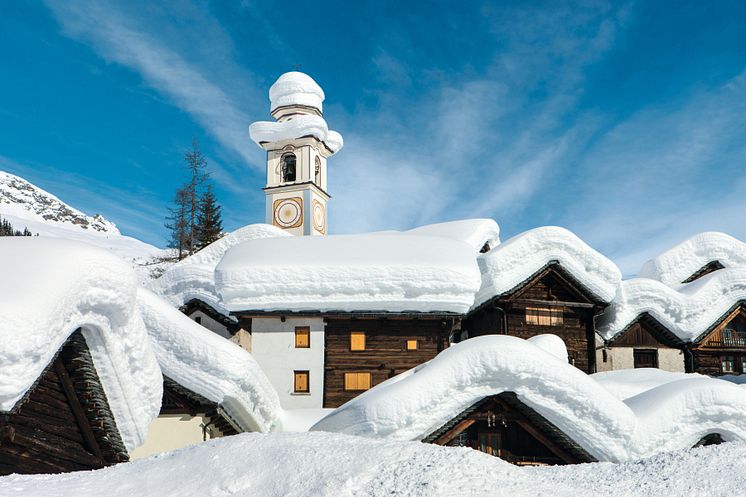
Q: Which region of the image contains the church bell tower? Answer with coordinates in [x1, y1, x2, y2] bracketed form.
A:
[249, 72, 343, 236]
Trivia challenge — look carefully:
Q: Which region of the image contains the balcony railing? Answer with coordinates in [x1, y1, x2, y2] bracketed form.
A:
[706, 329, 746, 348]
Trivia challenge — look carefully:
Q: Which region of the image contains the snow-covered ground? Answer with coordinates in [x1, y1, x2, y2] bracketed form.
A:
[0, 170, 168, 283]
[1, 432, 744, 497]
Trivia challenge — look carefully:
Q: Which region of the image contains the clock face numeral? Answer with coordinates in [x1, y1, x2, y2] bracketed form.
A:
[273, 197, 303, 228]
[312, 200, 326, 233]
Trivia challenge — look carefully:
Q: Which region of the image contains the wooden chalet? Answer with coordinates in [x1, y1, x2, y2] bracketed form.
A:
[688, 301, 746, 376]
[599, 313, 686, 371]
[0, 330, 128, 475]
[463, 262, 608, 373]
[423, 392, 596, 466]
[160, 377, 240, 438]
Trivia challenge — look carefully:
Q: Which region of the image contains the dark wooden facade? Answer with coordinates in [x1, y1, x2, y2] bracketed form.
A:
[602, 313, 685, 369]
[689, 302, 746, 376]
[463, 263, 607, 374]
[681, 260, 725, 284]
[0, 330, 128, 475]
[424, 392, 595, 465]
[161, 377, 239, 437]
[323, 315, 455, 408]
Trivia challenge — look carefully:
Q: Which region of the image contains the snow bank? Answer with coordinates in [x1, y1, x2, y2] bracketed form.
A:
[3, 432, 746, 497]
[215, 234, 482, 313]
[597, 268, 746, 341]
[136, 289, 281, 433]
[311, 335, 746, 462]
[402, 218, 500, 252]
[249, 114, 344, 153]
[474, 226, 621, 307]
[0, 238, 162, 451]
[638, 232, 746, 286]
[527, 334, 568, 361]
[269, 71, 325, 112]
[592, 368, 704, 400]
[150, 224, 289, 315]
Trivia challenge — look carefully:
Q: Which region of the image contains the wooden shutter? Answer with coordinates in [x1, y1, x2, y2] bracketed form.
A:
[406, 339, 418, 350]
[295, 327, 310, 348]
[294, 371, 309, 393]
[350, 331, 366, 351]
[633, 349, 658, 369]
[526, 306, 563, 326]
[344, 372, 371, 391]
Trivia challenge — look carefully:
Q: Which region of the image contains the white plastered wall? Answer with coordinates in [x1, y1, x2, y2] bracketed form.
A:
[595, 347, 686, 372]
[130, 415, 212, 460]
[187, 310, 230, 339]
[251, 317, 325, 409]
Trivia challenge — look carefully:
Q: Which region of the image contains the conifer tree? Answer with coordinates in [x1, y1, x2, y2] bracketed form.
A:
[165, 187, 190, 260]
[196, 184, 223, 249]
[183, 139, 208, 256]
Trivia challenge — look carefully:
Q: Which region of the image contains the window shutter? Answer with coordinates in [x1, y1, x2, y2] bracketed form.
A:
[295, 327, 310, 348]
[350, 331, 366, 351]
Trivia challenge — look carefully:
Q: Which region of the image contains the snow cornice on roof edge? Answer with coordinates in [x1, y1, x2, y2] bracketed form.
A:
[638, 232, 746, 287]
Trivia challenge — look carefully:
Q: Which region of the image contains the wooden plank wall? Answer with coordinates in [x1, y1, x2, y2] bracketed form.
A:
[323, 317, 452, 408]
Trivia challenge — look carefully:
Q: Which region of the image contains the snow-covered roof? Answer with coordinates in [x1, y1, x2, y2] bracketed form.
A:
[597, 268, 746, 342]
[3, 431, 746, 497]
[637, 232, 746, 286]
[137, 289, 281, 433]
[591, 368, 704, 400]
[311, 334, 746, 462]
[269, 71, 325, 113]
[400, 218, 500, 252]
[0, 238, 162, 451]
[249, 114, 344, 154]
[473, 226, 621, 308]
[215, 233, 482, 314]
[150, 223, 290, 316]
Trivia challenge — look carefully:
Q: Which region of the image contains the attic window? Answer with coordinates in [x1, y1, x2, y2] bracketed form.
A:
[405, 339, 418, 351]
[295, 327, 310, 348]
[282, 153, 297, 182]
[525, 306, 563, 326]
[350, 331, 366, 351]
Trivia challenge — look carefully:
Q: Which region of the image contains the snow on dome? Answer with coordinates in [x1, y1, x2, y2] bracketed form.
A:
[527, 334, 568, 361]
[137, 289, 281, 433]
[269, 71, 325, 112]
[0, 238, 162, 451]
[150, 223, 290, 315]
[215, 233, 482, 314]
[637, 232, 746, 287]
[597, 268, 746, 342]
[402, 218, 500, 252]
[249, 114, 344, 154]
[311, 335, 746, 462]
[473, 226, 621, 308]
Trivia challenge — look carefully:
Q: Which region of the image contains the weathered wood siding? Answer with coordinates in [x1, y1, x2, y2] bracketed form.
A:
[323, 317, 452, 408]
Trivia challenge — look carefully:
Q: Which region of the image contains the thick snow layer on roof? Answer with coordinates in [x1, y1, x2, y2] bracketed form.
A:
[249, 114, 344, 154]
[638, 232, 746, 286]
[597, 268, 746, 342]
[592, 369, 704, 400]
[527, 334, 568, 361]
[150, 224, 290, 315]
[401, 218, 500, 252]
[311, 335, 746, 462]
[137, 289, 281, 433]
[216, 233, 482, 313]
[3, 433, 746, 497]
[0, 238, 162, 451]
[473, 226, 621, 308]
[269, 71, 324, 112]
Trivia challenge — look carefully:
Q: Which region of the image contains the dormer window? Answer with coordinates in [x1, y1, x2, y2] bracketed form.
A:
[282, 153, 296, 182]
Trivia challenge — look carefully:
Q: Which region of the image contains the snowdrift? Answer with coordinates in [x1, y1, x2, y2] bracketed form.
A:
[638, 231, 746, 287]
[473, 226, 621, 308]
[0, 238, 162, 451]
[137, 289, 282, 433]
[150, 223, 290, 314]
[597, 268, 746, 341]
[249, 115, 344, 153]
[2, 432, 746, 497]
[215, 233, 482, 314]
[311, 335, 746, 462]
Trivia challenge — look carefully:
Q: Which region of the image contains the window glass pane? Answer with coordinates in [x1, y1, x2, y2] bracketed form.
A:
[722, 356, 735, 373]
[350, 331, 366, 351]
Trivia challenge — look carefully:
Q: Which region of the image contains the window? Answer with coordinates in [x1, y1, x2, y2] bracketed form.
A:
[294, 371, 309, 393]
[633, 349, 658, 369]
[350, 331, 366, 351]
[194, 316, 202, 324]
[295, 327, 310, 348]
[722, 356, 735, 374]
[525, 306, 563, 326]
[315, 156, 321, 185]
[406, 339, 418, 351]
[344, 372, 371, 391]
[282, 153, 296, 182]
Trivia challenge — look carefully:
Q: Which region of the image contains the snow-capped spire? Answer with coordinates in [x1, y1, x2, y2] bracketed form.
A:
[269, 71, 325, 115]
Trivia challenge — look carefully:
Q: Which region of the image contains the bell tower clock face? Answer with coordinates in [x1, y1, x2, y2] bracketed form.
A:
[273, 197, 303, 228]
[312, 200, 326, 234]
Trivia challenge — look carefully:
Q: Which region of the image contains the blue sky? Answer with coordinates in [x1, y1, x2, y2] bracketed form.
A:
[1, 0, 746, 274]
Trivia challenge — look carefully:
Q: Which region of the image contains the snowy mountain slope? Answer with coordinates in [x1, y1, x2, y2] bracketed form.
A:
[0, 170, 168, 282]
[1, 432, 744, 497]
